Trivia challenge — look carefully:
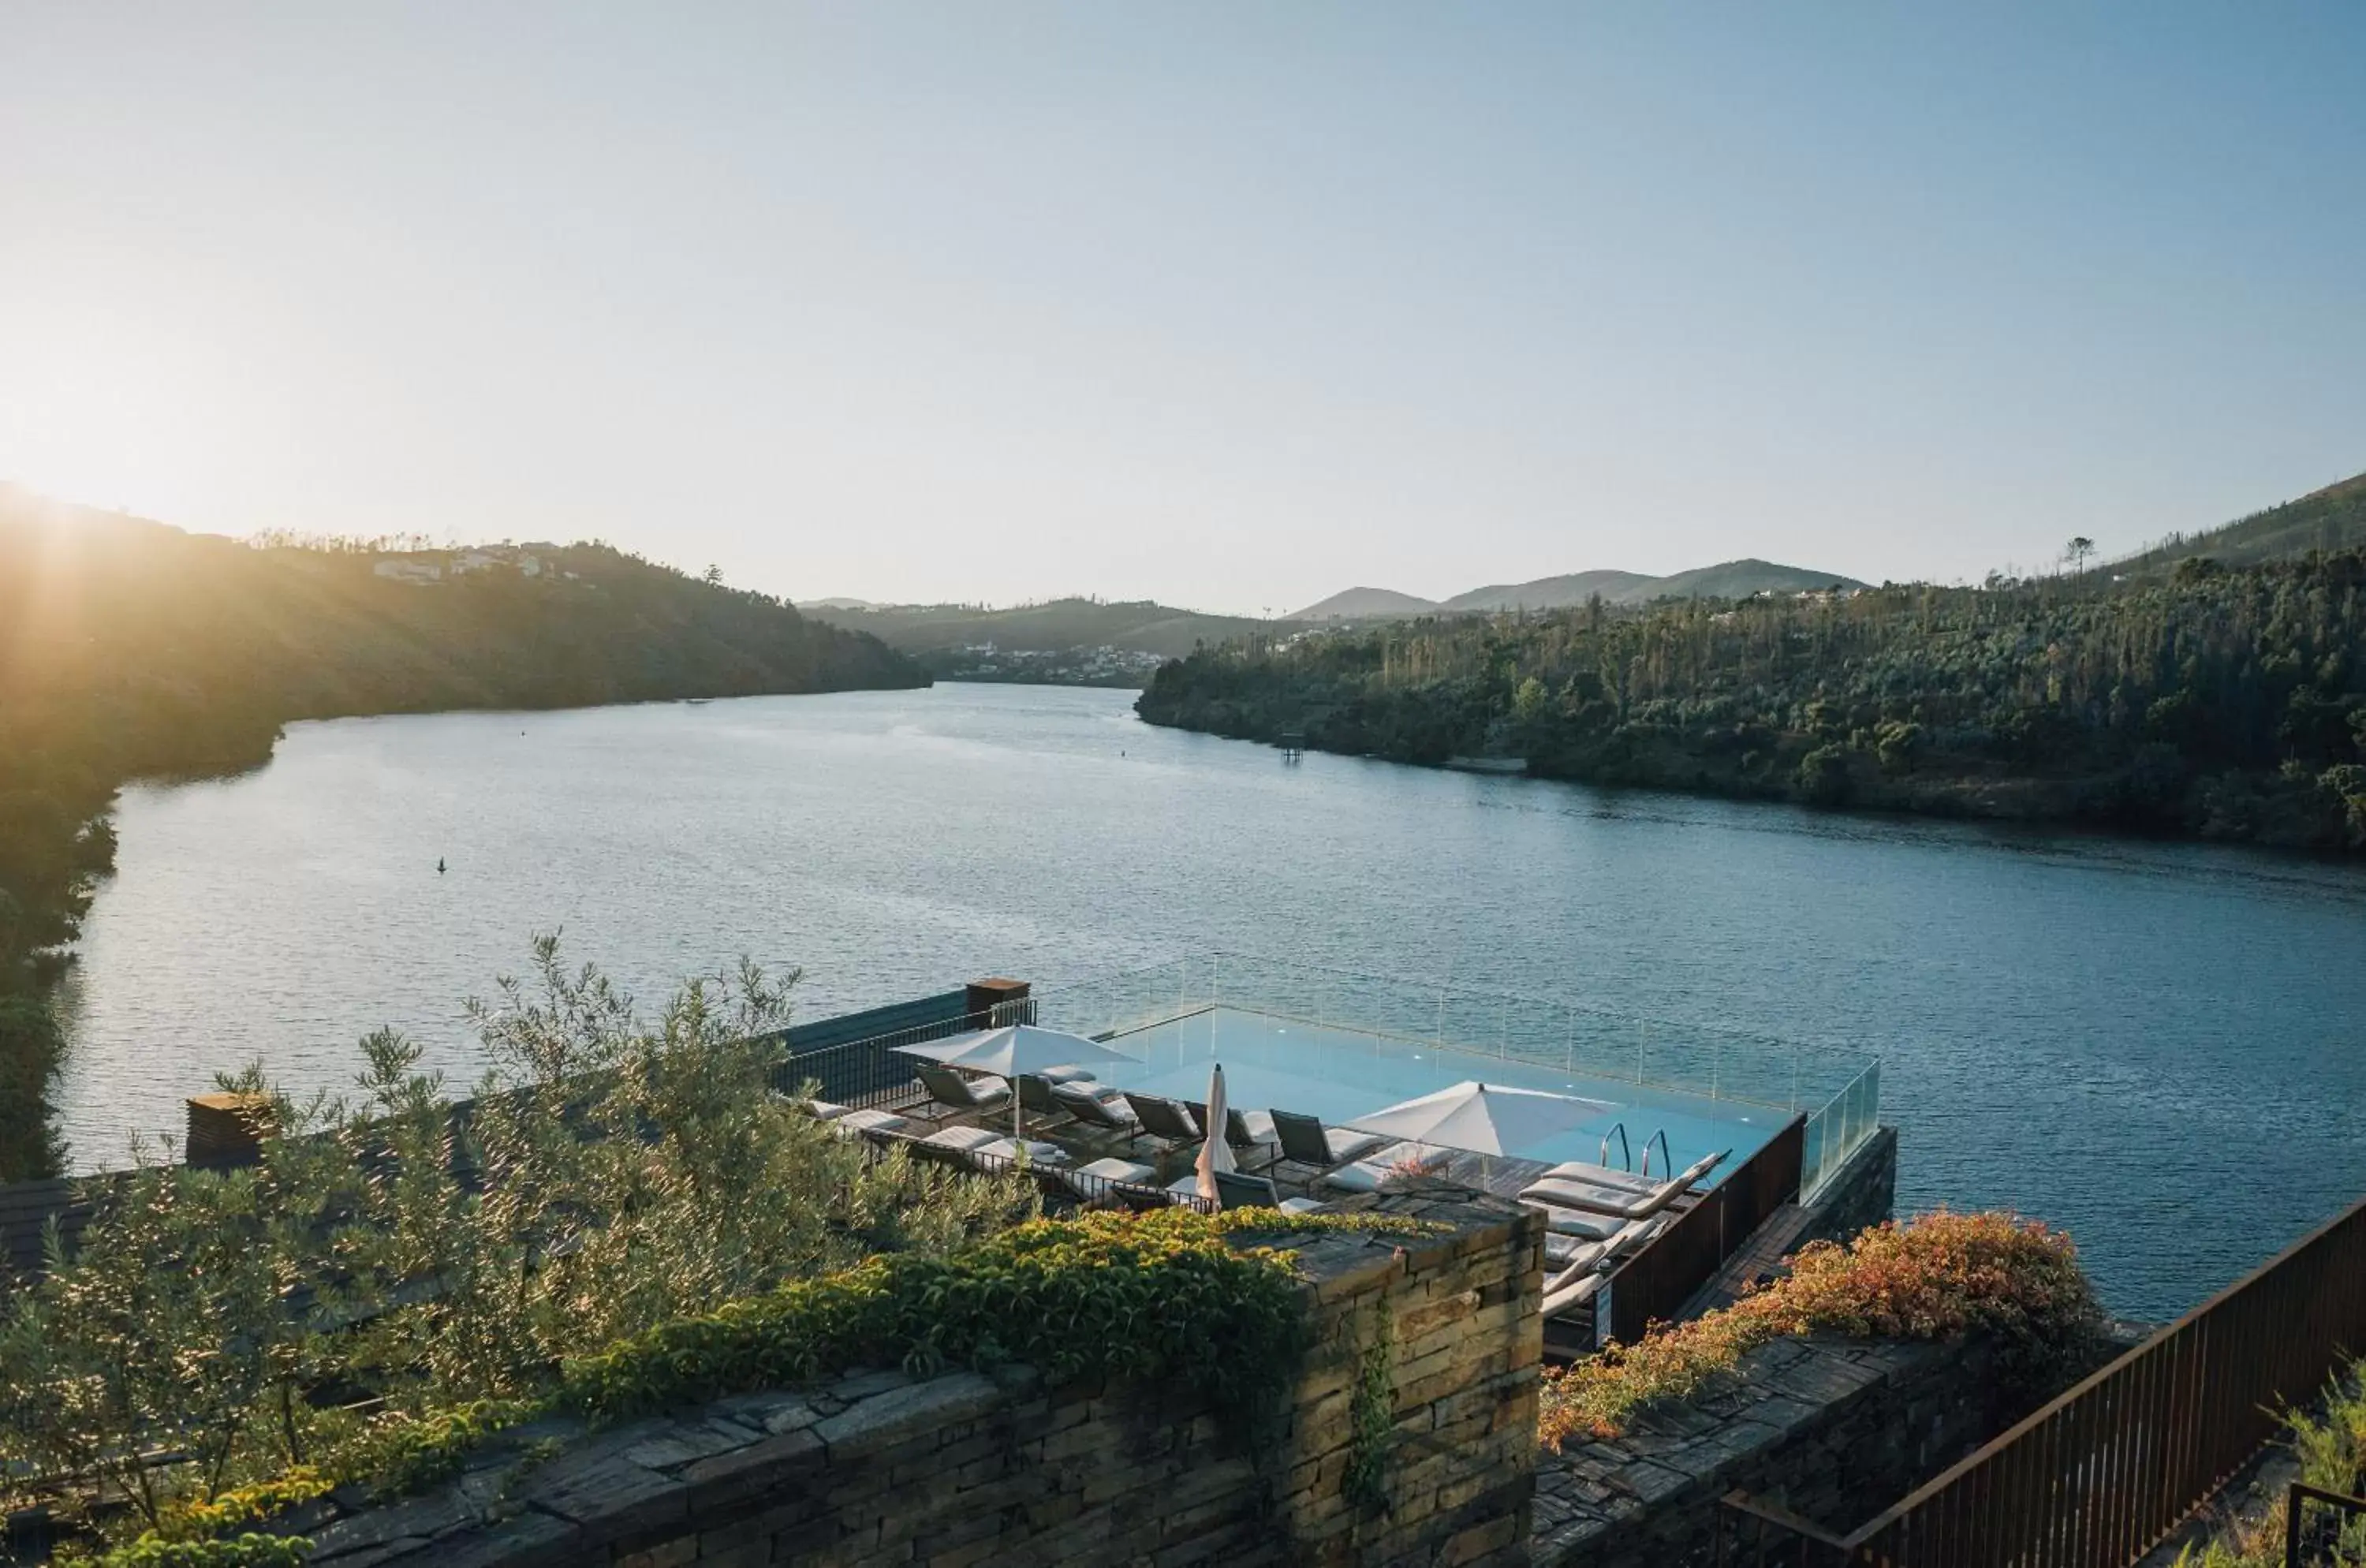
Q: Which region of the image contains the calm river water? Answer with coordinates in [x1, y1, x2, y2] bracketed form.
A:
[54, 684, 2366, 1319]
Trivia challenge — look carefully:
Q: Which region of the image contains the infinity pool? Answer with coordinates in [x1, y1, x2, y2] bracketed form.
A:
[1080, 1006, 1782, 1182]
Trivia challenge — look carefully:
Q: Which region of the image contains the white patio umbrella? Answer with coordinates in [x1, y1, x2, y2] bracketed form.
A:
[1345, 1080, 1616, 1169]
[895, 1024, 1140, 1138]
[1193, 1062, 1237, 1204]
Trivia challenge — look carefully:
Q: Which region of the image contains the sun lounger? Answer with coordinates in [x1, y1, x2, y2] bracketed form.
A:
[838, 1107, 913, 1135]
[1267, 1109, 1388, 1175]
[1056, 1088, 1142, 1141]
[1124, 1093, 1204, 1153]
[913, 1063, 1013, 1119]
[1318, 1143, 1450, 1194]
[1058, 1155, 1159, 1202]
[966, 1135, 1069, 1167]
[786, 1097, 854, 1121]
[1211, 1169, 1326, 1215]
[1536, 1148, 1726, 1198]
[1015, 1074, 1081, 1132]
[1519, 1150, 1727, 1223]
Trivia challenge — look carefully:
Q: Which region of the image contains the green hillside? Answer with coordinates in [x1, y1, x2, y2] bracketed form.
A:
[0, 485, 922, 1177]
[806, 596, 1304, 662]
[2113, 471, 2366, 577]
[1140, 551, 2366, 853]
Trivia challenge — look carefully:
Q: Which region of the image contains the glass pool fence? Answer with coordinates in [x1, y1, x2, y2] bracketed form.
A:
[1024, 952, 1881, 1200]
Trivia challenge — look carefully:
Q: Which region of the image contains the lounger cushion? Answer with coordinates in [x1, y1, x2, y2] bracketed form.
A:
[1538, 1161, 1661, 1194]
[923, 1126, 1004, 1152]
[1073, 1156, 1157, 1185]
[839, 1108, 912, 1133]
[1321, 1128, 1388, 1164]
[1279, 1197, 1327, 1215]
[972, 1136, 1070, 1166]
[797, 1099, 853, 1120]
[1038, 1065, 1095, 1085]
[1051, 1080, 1129, 1106]
[1543, 1150, 1724, 1194]
[1528, 1203, 1626, 1241]
[1519, 1178, 1662, 1219]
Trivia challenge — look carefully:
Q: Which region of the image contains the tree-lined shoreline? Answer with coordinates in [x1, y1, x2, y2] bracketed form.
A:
[0, 491, 925, 1179]
[1136, 553, 2366, 856]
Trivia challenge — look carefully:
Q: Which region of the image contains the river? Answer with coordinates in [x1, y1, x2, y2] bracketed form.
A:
[51, 683, 2366, 1320]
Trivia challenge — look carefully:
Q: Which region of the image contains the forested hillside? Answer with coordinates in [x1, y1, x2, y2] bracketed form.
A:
[0, 487, 922, 1177]
[805, 596, 1307, 660]
[1139, 554, 2366, 853]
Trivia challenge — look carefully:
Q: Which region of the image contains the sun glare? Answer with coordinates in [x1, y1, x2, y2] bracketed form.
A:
[0, 309, 257, 523]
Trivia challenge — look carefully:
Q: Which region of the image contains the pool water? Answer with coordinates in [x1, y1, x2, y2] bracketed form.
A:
[1083, 1006, 1781, 1181]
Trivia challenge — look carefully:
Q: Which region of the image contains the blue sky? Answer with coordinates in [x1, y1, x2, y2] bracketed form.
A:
[3, 3, 2361, 613]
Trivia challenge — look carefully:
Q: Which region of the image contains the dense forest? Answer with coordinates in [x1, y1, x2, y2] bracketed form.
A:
[0, 487, 922, 1178]
[1138, 551, 2366, 855]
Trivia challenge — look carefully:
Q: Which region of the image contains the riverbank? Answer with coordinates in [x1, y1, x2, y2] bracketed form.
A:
[0, 492, 929, 1177]
[1133, 553, 2366, 857]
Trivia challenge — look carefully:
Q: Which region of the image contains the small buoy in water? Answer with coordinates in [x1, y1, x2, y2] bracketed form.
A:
[436, 857, 446, 874]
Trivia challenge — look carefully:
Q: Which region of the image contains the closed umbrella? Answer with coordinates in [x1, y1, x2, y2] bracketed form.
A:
[1193, 1062, 1236, 1204]
[896, 1024, 1140, 1138]
[1346, 1080, 1614, 1166]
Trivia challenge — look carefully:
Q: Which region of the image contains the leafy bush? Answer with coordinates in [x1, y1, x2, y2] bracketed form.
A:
[93, 1534, 311, 1568]
[562, 1208, 1442, 1428]
[0, 939, 1032, 1537]
[1537, 1211, 2103, 1446]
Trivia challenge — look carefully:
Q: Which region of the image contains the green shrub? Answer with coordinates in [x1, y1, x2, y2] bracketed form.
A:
[94, 1533, 310, 1568]
[562, 1208, 1440, 1428]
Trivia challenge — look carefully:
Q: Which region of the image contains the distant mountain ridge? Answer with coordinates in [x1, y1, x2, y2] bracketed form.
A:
[801, 595, 1308, 661]
[1290, 586, 1444, 620]
[1292, 558, 1865, 619]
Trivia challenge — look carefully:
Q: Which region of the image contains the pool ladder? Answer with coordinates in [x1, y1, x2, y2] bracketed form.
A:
[1597, 1123, 1674, 1175]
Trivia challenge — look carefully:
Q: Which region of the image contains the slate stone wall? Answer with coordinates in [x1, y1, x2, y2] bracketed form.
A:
[300, 1187, 1544, 1568]
[1530, 1331, 2002, 1567]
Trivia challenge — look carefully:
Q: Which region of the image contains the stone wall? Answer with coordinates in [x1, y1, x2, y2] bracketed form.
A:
[1531, 1331, 2002, 1567]
[300, 1187, 1544, 1568]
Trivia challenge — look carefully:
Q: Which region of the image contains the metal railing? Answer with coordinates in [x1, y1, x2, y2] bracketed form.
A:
[2287, 1483, 2366, 1567]
[1722, 1186, 2366, 1566]
[1022, 951, 1881, 1199]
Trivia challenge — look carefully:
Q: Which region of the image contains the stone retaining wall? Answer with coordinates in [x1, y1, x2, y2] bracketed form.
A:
[300, 1187, 1544, 1568]
[1531, 1331, 2003, 1566]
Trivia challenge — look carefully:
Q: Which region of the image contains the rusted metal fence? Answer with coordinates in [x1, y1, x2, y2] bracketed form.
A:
[1607, 1114, 1806, 1344]
[2286, 1482, 2366, 1566]
[1724, 1188, 2366, 1566]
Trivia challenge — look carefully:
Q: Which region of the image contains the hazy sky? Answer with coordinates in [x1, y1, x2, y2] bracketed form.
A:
[5, 5, 2363, 614]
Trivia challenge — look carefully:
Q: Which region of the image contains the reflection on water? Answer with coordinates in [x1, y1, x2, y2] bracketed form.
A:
[60, 684, 2366, 1320]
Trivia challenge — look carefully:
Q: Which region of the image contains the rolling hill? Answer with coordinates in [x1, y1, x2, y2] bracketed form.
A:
[1440, 569, 1660, 612]
[1294, 558, 1865, 619]
[2112, 470, 2366, 577]
[801, 596, 1305, 661]
[1290, 586, 1443, 621]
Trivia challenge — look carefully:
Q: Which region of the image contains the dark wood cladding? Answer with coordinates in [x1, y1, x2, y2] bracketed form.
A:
[1610, 1113, 1806, 1346]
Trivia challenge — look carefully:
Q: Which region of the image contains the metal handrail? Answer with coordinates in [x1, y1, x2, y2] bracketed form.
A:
[2286, 1481, 2366, 1568]
[1641, 1128, 1671, 1178]
[1599, 1122, 1632, 1172]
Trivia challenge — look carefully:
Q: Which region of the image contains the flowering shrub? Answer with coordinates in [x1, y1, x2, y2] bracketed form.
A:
[1538, 1211, 2103, 1447]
